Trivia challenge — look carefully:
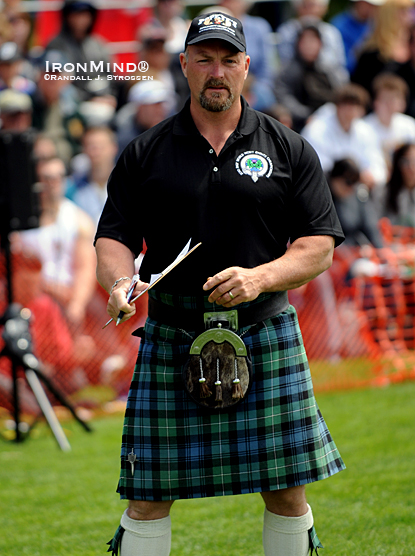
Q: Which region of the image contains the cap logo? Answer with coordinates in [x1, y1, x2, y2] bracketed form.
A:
[235, 151, 273, 183]
[197, 13, 238, 38]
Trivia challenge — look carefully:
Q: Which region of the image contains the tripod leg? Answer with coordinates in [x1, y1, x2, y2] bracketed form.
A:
[24, 369, 71, 452]
[11, 359, 22, 442]
[34, 368, 92, 433]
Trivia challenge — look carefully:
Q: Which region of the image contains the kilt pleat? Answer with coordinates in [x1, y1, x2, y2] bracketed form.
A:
[117, 292, 345, 501]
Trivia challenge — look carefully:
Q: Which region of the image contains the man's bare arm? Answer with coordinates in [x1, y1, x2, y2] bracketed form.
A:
[204, 235, 335, 306]
[95, 237, 148, 322]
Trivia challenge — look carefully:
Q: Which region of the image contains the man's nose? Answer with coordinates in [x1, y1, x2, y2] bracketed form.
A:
[210, 60, 225, 78]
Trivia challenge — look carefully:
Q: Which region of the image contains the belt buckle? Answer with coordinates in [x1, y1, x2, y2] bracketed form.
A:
[203, 309, 238, 331]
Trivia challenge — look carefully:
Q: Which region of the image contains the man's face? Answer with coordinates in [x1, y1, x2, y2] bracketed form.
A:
[37, 159, 66, 203]
[83, 130, 117, 166]
[66, 10, 93, 39]
[297, 30, 322, 63]
[136, 102, 168, 130]
[336, 103, 365, 131]
[180, 40, 250, 113]
[375, 89, 406, 117]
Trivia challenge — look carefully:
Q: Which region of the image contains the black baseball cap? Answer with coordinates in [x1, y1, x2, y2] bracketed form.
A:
[185, 12, 246, 52]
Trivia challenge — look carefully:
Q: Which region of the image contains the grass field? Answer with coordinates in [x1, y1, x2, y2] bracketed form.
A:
[1, 381, 415, 556]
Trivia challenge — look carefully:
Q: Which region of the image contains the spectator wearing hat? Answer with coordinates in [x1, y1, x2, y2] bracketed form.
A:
[0, 40, 35, 94]
[46, 0, 113, 100]
[117, 24, 188, 111]
[0, 87, 32, 130]
[114, 79, 172, 153]
[276, 0, 348, 79]
[302, 83, 387, 191]
[274, 22, 348, 131]
[331, 0, 383, 74]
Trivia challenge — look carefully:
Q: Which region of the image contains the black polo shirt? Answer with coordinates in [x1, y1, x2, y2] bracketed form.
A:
[95, 97, 344, 294]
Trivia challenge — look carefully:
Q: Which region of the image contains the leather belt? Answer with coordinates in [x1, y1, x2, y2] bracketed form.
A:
[147, 292, 290, 331]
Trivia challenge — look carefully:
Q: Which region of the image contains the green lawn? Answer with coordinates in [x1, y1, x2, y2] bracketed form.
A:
[1, 381, 415, 555]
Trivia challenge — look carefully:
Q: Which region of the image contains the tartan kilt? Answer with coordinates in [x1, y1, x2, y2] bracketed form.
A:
[117, 291, 345, 501]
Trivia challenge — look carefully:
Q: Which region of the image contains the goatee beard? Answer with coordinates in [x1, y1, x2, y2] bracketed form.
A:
[199, 79, 234, 112]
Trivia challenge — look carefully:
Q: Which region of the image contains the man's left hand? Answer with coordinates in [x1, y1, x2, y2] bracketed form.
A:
[203, 266, 263, 306]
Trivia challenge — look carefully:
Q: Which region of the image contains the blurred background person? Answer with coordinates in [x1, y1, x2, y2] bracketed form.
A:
[0, 11, 14, 45]
[276, 0, 348, 79]
[0, 40, 35, 94]
[274, 22, 347, 131]
[67, 125, 118, 224]
[351, 0, 414, 96]
[46, 0, 113, 100]
[33, 132, 58, 162]
[138, 0, 189, 56]
[114, 79, 172, 154]
[384, 142, 415, 225]
[328, 157, 384, 247]
[31, 50, 83, 164]
[217, 0, 277, 110]
[302, 83, 387, 192]
[363, 72, 415, 167]
[118, 24, 187, 111]
[396, 24, 415, 119]
[331, 0, 383, 75]
[0, 87, 31, 130]
[6, 10, 37, 81]
[15, 156, 97, 329]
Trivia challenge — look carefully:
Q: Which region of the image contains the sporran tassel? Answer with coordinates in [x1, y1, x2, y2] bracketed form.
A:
[215, 358, 223, 403]
[232, 359, 244, 399]
[199, 358, 212, 398]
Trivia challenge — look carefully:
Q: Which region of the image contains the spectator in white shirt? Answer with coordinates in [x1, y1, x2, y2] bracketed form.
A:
[302, 83, 387, 191]
[363, 72, 415, 168]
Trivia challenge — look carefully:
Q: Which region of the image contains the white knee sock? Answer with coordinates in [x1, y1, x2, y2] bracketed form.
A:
[120, 510, 171, 556]
[263, 504, 313, 556]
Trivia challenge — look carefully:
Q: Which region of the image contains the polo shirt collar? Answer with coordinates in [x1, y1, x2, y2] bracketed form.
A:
[173, 96, 260, 137]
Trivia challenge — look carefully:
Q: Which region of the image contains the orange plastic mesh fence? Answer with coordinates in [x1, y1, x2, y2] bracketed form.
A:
[1, 237, 415, 415]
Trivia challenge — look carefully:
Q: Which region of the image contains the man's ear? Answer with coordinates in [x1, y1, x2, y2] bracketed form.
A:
[179, 52, 188, 78]
[244, 54, 250, 81]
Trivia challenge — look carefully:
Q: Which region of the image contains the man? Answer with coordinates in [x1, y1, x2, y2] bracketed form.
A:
[363, 72, 415, 166]
[32, 50, 83, 164]
[69, 125, 119, 224]
[0, 87, 32, 130]
[17, 157, 97, 328]
[46, 0, 112, 100]
[301, 83, 387, 192]
[114, 79, 172, 154]
[96, 12, 345, 556]
[218, 0, 277, 110]
[0, 40, 35, 94]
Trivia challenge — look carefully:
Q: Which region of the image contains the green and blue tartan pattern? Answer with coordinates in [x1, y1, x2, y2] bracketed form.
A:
[116, 291, 345, 501]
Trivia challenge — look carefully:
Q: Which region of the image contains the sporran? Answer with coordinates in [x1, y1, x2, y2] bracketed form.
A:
[183, 311, 252, 410]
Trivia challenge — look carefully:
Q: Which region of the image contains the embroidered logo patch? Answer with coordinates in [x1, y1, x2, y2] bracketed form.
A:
[235, 151, 273, 182]
[198, 13, 238, 32]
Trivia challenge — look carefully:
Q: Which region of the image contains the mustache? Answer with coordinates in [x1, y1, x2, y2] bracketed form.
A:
[202, 78, 231, 93]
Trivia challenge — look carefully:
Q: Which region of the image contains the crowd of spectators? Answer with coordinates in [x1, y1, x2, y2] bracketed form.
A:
[2, 0, 415, 399]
